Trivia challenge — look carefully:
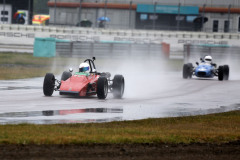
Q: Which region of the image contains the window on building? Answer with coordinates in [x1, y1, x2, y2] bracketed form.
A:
[149, 15, 158, 20]
[1, 17, 8, 22]
[224, 20, 229, 33]
[140, 14, 148, 20]
[1, 11, 8, 15]
[186, 16, 197, 22]
[213, 20, 218, 32]
[238, 17, 240, 32]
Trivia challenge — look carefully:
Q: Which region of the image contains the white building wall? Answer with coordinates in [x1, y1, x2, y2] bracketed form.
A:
[0, 5, 12, 24]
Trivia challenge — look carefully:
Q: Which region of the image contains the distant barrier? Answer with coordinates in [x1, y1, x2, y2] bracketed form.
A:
[1, 24, 240, 59]
[56, 41, 163, 58]
[0, 43, 33, 53]
[183, 44, 240, 63]
[0, 24, 239, 42]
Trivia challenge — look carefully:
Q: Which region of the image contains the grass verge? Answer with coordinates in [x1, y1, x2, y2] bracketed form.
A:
[0, 111, 239, 145]
[0, 52, 84, 80]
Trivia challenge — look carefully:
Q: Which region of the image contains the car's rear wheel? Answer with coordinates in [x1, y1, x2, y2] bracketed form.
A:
[218, 66, 224, 81]
[97, 77, 108, 99]
[61, 71, 72, 81]
[112, 75, 125, 99]
[223, 65, 229, 80]
[183, 63, 193, 79]
[43, 73, 55, 96]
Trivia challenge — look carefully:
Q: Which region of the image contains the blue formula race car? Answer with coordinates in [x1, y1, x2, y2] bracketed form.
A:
[183, 55, 229, 81]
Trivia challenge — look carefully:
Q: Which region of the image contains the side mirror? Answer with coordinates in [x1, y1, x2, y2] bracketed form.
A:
[196, 62, 199, 65]
[92, 57, 96, 61]
[69, 68, 73, 73]
[200, 58, 203, 61]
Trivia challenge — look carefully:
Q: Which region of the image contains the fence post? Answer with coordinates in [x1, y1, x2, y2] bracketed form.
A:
[202, 4, 206, 32]
[78, 0, 82, 25]
[95, 0, 98, 28]
[177, 3, 181, 31]
[153, 2, 157, 30]
[3, 0, 5, 24]
[104, 0, 107, 18]
[227, 4, 231, 33]
[129, 1, 132, 29]
[54, 0, 56, 25]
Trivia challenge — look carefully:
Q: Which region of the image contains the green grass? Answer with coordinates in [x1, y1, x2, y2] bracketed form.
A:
[0, 52, 85, 80]
[0, 111, 239, 145]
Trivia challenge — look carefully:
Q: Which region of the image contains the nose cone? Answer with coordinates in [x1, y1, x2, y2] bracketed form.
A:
[60, 75, 88, 92]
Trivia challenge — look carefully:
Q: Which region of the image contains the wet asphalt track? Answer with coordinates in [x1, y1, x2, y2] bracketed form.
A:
[0, 71, 240, 124]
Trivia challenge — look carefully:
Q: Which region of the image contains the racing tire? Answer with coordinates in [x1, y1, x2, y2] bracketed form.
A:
[97, 77, 108, 99]
[183, 63, 193, 79]
[218, 66, 224, 81]
[223, 65, 229, 80]
[187, 63, 193, 78]
[112, 75, 125, 99]
[61, 71, 72, 81]
[43, 73, 55, 96]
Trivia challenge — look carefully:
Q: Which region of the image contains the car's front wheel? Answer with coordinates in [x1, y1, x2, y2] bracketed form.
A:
[97, 77, 108, 99]
[223, 65, 229, 80]
[183, 63, 193, 79]
[43, 73, 55, 96]
[112, 75, 125, 99]
[218, 66, 224, 81]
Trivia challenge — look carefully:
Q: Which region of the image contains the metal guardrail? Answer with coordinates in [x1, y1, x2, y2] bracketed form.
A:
[56, 42, 162, 58]
[0, 43, 33, 53]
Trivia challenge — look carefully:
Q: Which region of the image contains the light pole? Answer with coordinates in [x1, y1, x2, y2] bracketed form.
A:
[153, 1, 157, 30]
[104, 0, 107, 18]
[129, 1, 132, 29]
[3, 0, 5, 24]
[78, 0, 82, 25]
[28, 0, 31, 25]
[177, 3, 181, 30]
[54, 0, 56, 25]
[95, 0, 98, 28]
[227, 4, 231, 32]
[202, 4, 206, 32]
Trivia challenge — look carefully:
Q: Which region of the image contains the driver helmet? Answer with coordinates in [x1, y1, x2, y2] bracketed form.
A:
[204, 55, 212, 63]
[79, 63, 90, 72]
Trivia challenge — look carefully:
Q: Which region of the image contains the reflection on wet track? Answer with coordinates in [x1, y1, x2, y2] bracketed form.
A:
[0, 107, 123, 124]
[0, 108, 123, 117]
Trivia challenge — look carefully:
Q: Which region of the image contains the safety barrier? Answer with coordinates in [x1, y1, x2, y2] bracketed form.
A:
[0, 43, 33, 53]
[0, 24, 239, 40]
[56, 41, 163, 58]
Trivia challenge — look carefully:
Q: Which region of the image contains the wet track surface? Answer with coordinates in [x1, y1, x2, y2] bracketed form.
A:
[0, 72, 240, 124]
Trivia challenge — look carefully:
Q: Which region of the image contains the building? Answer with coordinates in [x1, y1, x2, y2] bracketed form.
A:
[0, 0, 33, 24]
[48, 0, 240, 32]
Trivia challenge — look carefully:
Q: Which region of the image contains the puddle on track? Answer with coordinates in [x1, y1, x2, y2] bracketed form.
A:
[0, 107, 123, 124]
[0, 104, 239, 125]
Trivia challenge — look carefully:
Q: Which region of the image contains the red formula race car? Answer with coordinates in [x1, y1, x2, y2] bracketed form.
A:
[43, 57, 124, 99]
